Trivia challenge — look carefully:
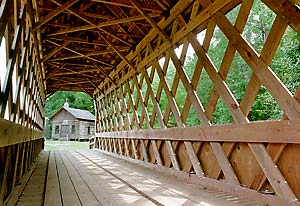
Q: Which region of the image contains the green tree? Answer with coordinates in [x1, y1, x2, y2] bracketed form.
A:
[180, 0, 300, 123]
[46, 91, 94, 117]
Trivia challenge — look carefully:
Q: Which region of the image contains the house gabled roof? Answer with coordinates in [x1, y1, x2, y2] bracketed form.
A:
[50, 103, 95, 121]
[63, 107, 95, 121]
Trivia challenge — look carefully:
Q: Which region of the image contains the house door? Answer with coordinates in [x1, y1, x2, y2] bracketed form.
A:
[60, 125, 69, 140]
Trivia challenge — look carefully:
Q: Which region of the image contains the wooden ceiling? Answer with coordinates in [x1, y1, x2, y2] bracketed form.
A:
[35, 0, 176, 96]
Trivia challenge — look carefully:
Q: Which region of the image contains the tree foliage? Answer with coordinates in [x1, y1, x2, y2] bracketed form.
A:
[46, 91, 94, 117]
[148, 0, 300, 126]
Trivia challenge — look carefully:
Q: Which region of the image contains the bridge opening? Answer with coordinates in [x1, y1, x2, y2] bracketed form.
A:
[45, 90, 95, 140]
[0, 0, 300, 205]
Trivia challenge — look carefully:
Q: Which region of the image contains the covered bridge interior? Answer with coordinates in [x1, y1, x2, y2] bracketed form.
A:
[0, 0, 300, 205]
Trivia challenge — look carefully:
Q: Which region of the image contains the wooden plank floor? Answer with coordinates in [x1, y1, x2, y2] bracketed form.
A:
[12, 150, 265, 206]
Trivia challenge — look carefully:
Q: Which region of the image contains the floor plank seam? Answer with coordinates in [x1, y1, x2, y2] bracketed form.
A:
[54, 151, 64, 205]
[41, 151, 50, 206]
[75, 150, 165, 206]
[62, 151, 104, 206]
[90, 149, 265, 206]
[3, 154, 43, 206]
[58, 150, 83, 206]
[80, 151, 218, 205]
[12, 150, 277, 206]
[15, 152, 49, 206]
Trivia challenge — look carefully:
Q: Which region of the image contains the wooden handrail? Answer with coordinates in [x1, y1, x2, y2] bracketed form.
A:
[94, 119, 300, 144]
[0, 118, 43, 147]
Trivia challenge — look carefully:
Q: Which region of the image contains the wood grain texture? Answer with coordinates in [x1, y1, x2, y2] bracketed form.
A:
[2, 0, 300, 204]
[91, 0, 300, 202]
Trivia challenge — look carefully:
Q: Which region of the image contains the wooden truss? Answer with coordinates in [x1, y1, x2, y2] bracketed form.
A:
[30, 0, 169, 95]
[0, 0, 45, 203]
[0, 0, 300, 205]
[90, 0, 300, 205]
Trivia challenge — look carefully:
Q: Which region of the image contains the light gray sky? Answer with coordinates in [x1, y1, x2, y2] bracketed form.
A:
[0, 38, 6, 89]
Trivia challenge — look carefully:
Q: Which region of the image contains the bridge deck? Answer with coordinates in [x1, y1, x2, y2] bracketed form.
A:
[7, 150, 263, 206]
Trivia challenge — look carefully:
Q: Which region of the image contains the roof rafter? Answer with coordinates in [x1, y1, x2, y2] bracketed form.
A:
[47, 39, 114, 67]
[49, 48, 128, 61]
[89, 59, 117, 86]
[51, 0, 133, 47]
[130, 0, 170, 42]
[97, 31, 136, 71]
[46, 14, 158, 37]
[34, 0, 80, 29]
[104, 4, 137, 44]
[91, 0, 164, 12]
[42, 40, 71, 63]
[49, 0, 141, 74]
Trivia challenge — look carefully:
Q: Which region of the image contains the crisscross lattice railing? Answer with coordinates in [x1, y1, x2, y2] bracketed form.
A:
[0, 0, 45, 203]
[92, 0, 300, 205]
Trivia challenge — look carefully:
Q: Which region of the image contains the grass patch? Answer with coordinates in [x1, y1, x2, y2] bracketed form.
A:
[44, 140, 89, 151]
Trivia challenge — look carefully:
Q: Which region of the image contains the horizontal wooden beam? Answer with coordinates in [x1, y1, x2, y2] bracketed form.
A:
[38, 8, 119, 20]
[47, 68, 100, 75]
[96, 120, 300, 144]
[49, 48, 128, 61]
[0, 118, 43, 147]
[45, 36, 134, 47]
[91, 0, 163, 12]
[46, 61, 112, 69]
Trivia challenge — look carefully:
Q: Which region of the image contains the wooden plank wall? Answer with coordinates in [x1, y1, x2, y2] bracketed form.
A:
[91, 0, 300, 204]
[0, 0, 45, 204]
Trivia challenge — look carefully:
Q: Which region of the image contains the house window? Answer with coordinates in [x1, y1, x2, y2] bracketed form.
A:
[55, 125, 59, 134]
[71, 125, 75, 134]
[87, 126, 91, 135]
